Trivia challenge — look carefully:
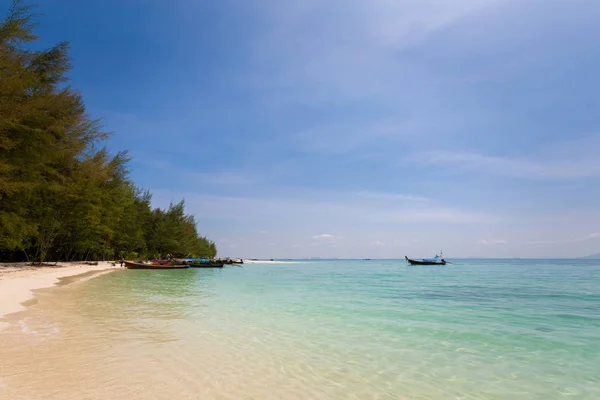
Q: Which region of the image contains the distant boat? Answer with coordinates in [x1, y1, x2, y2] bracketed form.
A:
[124, 260, 189, 269]
[214, 258, 244, 264]
[405, 253, 446, 266]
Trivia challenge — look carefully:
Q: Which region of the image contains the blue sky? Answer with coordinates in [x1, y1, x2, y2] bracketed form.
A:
[14, 0, 600, 258]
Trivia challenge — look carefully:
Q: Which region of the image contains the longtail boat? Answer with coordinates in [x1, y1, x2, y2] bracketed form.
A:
[181, 258, 224, 268]
[123, 260, 189, 269]
[405, 253, 447, 266]
[188, 261, 224, 268]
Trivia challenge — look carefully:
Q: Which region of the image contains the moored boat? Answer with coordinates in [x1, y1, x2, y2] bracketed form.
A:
[180, 258, 225, 268]
[188, 261, 224, 268]
[405, 253, 447, 265]
[123, 260, 189, 269]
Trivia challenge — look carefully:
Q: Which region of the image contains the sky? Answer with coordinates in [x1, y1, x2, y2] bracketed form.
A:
[9, 0, 600, 258]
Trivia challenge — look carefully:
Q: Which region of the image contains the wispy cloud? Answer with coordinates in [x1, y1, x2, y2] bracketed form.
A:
[528, 232, 600, 245]
[478, 239, 507, 245]
[527, 240, 558, 245]
[152, 190, 499, 225]
[287, 119, 420, 155]
[356, 191, 430, 203]
[44, 0, 600, 259]
[415, 151, 600, 180]
[242, 0, 508, 107]
[312, 234, 344, 242]
[573, 232, 600, 242]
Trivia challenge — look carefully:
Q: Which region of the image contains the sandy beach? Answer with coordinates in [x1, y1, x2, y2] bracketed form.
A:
[0, 262, 119, 323]
[0, 260, 290, 320]
[1, 259, 599, 399]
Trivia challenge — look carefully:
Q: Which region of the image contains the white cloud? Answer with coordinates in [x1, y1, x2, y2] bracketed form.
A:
[312, 234, 344, 242]
[528, 232, 600, 245]
[247, 0, 506, 103]
[148, 187, 504, 258]
[527, 240, 558, 245]
[478, 239, 507, 245]
[408, 135, 600, 180]
[152, 190, 498, 225]
[286, 119, 420, 155]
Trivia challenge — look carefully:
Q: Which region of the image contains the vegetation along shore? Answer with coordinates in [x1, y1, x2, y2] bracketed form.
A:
[0, 1, 217, 264]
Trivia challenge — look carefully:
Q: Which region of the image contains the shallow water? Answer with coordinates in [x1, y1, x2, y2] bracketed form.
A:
[1, 259, 599, 399]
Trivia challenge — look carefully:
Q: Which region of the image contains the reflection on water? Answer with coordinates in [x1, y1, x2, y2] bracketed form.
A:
[1, 260, 600, 399]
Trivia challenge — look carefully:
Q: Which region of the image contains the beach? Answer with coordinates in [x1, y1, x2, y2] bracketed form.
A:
[0, 262, 119, 323]
[0, 260, 291, 322]
[1, 259, 599, 399]
[0, 259, 289, 322]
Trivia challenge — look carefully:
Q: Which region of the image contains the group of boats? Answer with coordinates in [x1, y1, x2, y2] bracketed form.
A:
[123, 258, 243, 270]
[122, 254, 448, 269]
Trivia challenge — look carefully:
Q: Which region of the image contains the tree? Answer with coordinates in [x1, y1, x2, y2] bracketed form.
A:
[0, 1, 217, 262]
[1, 1, 104, 261]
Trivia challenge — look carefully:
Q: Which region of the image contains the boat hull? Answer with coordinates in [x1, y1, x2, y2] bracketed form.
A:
[123, 261, 189, 269]
[405, 256, 446, 266]
[188, 262, 224, 268]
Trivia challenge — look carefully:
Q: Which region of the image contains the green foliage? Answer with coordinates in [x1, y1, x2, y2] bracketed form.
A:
[0, 1, 217, 262]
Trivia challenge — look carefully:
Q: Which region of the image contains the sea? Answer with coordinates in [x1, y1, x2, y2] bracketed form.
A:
[1, 259, 599, 399]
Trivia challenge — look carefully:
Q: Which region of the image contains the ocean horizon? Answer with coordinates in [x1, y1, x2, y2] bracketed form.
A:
[1, 258, 599, 399]
[272, 257, 600, 260]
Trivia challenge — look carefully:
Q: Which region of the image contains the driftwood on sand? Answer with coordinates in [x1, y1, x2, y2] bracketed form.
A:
[28, 262, 58, 267]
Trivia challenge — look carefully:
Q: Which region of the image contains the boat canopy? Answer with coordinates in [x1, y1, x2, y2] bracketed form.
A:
[422, 254, 441, 262]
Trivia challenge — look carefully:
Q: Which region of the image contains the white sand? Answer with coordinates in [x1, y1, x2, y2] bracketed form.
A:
[0, 262, 119, 320]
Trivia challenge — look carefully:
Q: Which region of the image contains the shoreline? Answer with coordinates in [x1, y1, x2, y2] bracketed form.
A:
[0, 259, 295, 321]
[0, 261, 120, 322]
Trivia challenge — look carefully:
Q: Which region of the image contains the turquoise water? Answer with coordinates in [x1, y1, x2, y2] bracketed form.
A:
[3, 259, 600, 399]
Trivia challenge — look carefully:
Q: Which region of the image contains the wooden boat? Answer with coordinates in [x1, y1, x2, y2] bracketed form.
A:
[188, 261, 224, 268]
[179, 258, 225, 268]
[232, 259, 244, 264]
[405, 255, 446, 266]
[149, 259, 178, 265]
[123, 260, 189, 269]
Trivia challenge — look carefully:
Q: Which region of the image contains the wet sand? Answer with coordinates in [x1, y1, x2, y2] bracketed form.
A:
[0, 261, 119, 321]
